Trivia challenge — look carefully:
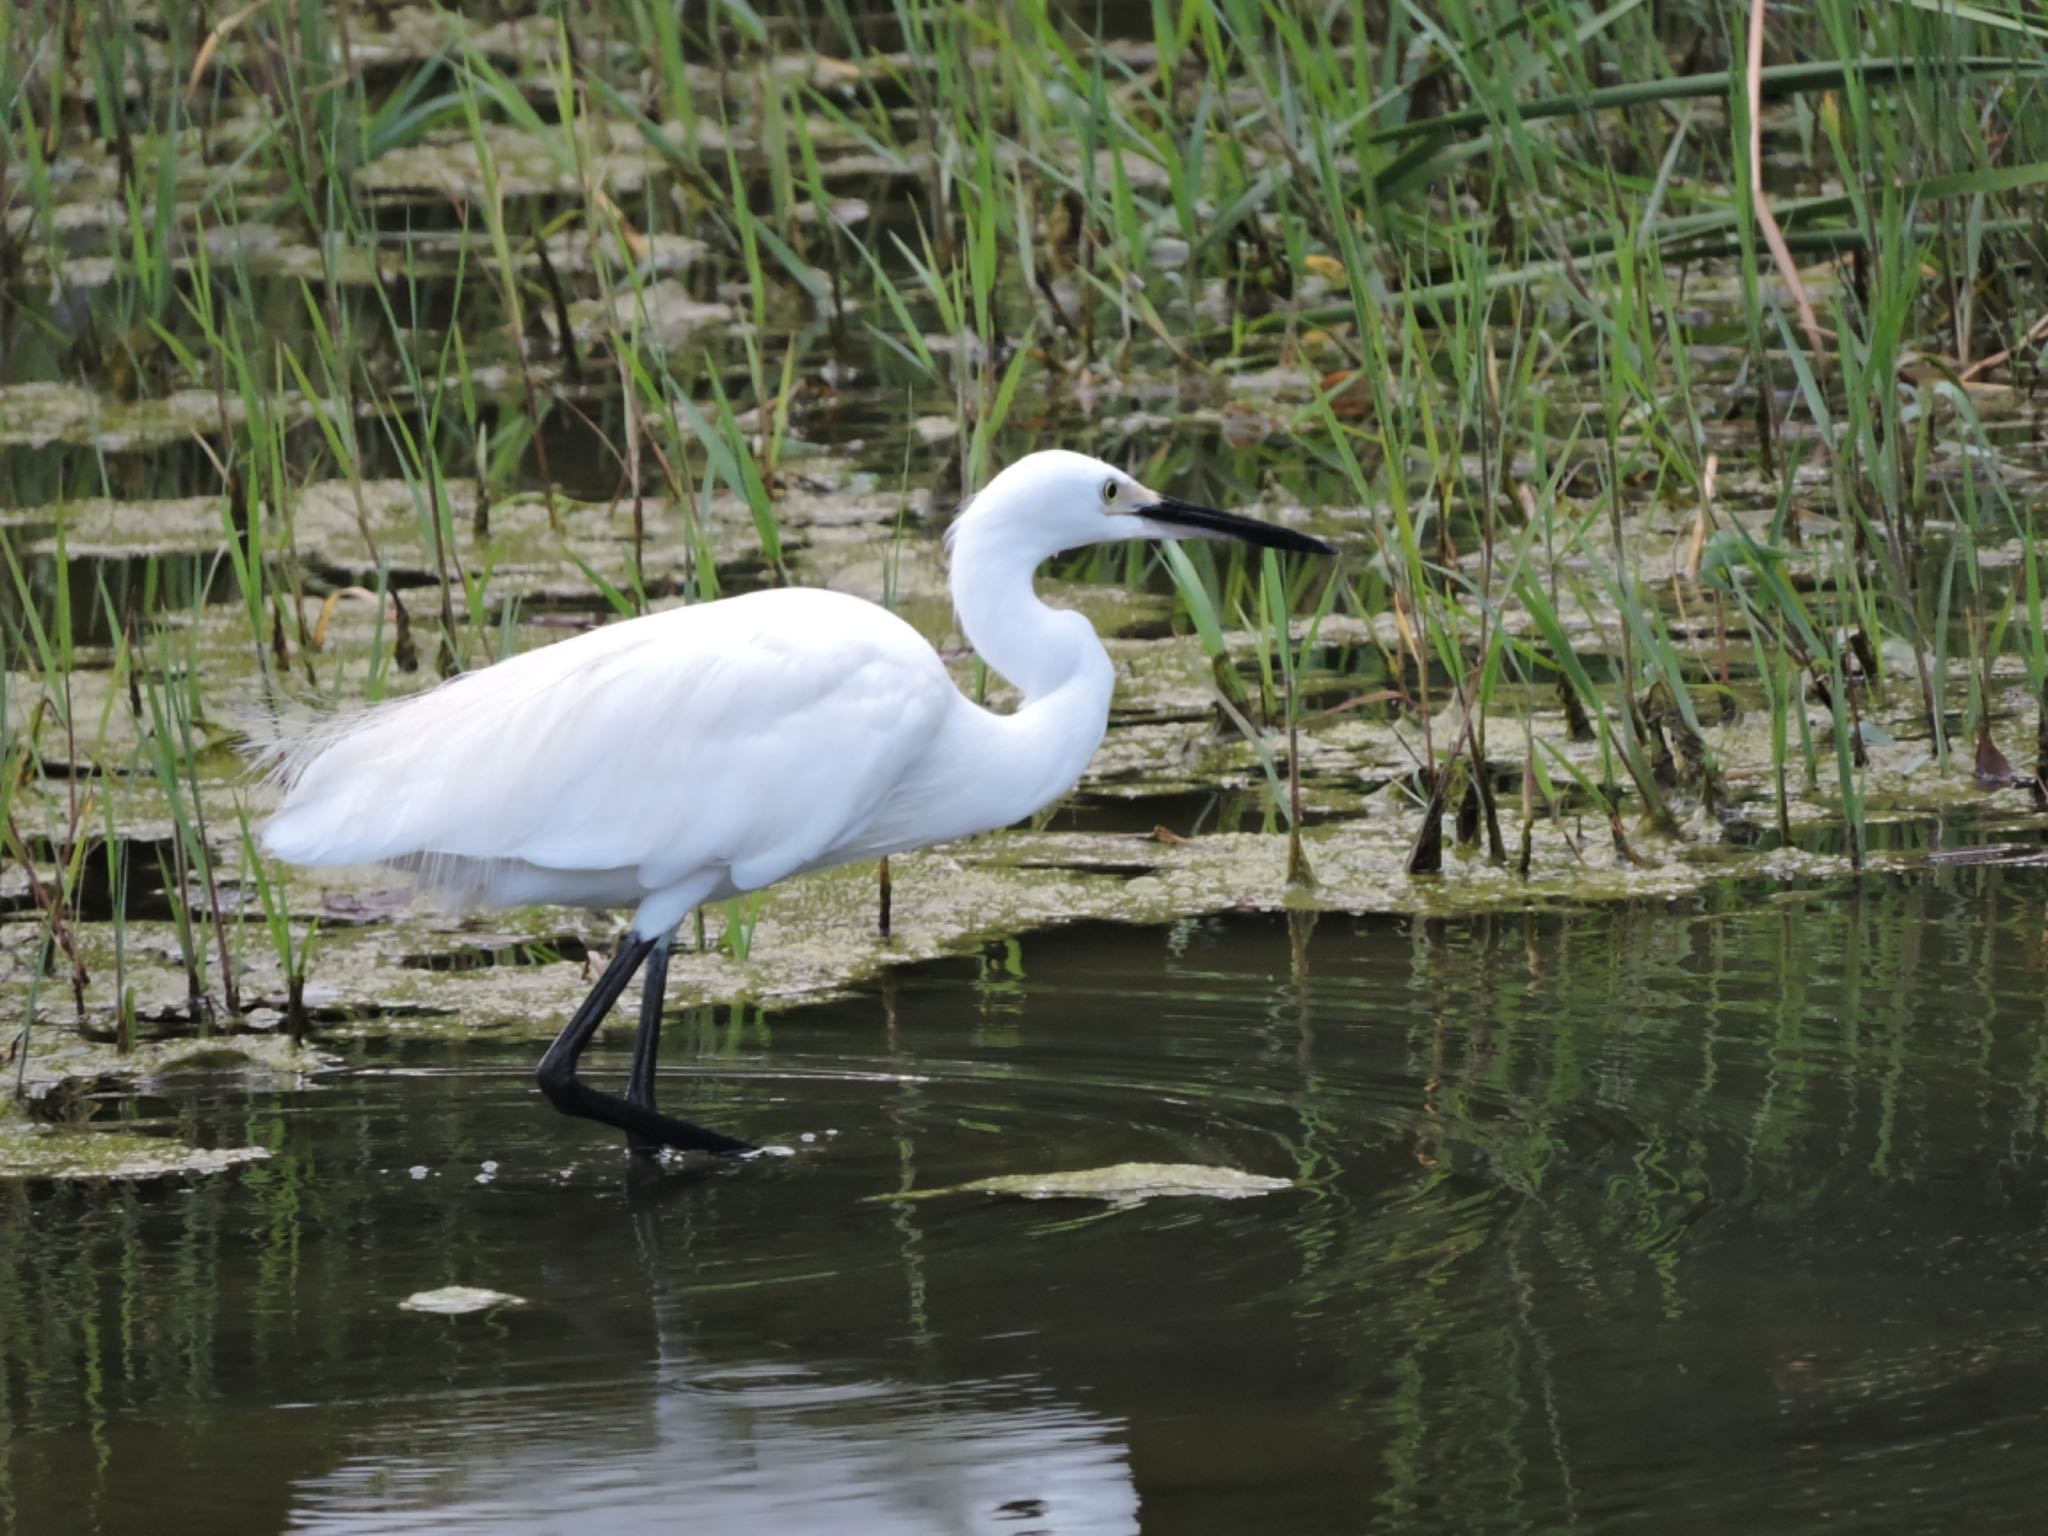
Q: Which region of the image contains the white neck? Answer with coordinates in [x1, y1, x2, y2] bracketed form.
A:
[945, 519, 1116, 825]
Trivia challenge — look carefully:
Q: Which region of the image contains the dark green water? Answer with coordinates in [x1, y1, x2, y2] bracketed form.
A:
[8, 870, 2048, 1534]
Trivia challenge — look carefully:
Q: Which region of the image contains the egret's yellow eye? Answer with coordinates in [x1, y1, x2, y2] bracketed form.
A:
[1102, 479, 1120, 505]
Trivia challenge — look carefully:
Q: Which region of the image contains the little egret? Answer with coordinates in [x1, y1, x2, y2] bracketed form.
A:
[261, 450, 1334, 1157]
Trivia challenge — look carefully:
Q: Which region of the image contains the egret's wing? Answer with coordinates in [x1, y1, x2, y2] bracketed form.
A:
[261, 589, 953, 890]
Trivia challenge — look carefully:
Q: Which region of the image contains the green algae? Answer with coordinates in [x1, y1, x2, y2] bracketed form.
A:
[353, 122, 671, 201]
[6, 1033, 334, 1100]
[870, 1162, 1296, 1207]
[0, 383, 308, 452]
[570, 282, 738, 352]
[0, 1122, 270, 1181]
[0, 1029, 317, 1177]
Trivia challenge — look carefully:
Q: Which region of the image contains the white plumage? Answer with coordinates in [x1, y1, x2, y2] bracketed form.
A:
[265, 589, 957, 921]
[260, 449, 1333, 1156]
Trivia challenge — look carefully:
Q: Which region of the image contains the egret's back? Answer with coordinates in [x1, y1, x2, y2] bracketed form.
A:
[261, 588, 955, 907]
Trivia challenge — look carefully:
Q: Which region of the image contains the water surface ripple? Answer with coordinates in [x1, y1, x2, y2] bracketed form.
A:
[7, 870, 2048, 1533]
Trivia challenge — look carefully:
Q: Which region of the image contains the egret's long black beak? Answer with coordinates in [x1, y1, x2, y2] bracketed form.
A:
[1137, 497, 1336, 557]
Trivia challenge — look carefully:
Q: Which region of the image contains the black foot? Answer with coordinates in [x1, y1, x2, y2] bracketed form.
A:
[542, 1076, 754, 1157]
[536, 933, 754, 1157]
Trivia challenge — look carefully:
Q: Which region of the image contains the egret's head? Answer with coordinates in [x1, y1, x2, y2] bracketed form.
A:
[949, 450, 1335, 561]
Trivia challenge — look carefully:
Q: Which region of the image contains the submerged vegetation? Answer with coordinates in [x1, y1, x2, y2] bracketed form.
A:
[1, 0, 2047, 1102]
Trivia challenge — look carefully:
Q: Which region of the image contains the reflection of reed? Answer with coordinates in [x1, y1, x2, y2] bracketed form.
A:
[1282, 876, 2048, 1528]
[13, 884, 2048, 1532]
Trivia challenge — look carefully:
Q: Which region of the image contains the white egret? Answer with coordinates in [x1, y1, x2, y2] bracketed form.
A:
[261, 450, 1334, 1156]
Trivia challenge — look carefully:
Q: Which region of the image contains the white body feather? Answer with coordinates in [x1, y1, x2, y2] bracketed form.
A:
[260, 450, 1325, 940]
[260, 454, 1146, 937]
[262, 585, 1111, 934]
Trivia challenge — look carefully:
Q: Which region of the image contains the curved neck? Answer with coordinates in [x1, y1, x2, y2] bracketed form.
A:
[948, 521, 1097, 702]
[945, 518, 1116, 822]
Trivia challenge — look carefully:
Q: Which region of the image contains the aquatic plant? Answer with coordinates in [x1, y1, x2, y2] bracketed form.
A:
[0, 0, 2043, 1054]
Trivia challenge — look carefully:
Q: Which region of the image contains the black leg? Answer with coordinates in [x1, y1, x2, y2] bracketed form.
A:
[624, 934, 671, 1157]
[536, 933, 753, 1157]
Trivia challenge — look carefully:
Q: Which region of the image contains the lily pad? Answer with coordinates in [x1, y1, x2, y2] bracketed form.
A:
[398, 1286, 527, 1315]
[872, 1161, 1294, 1208]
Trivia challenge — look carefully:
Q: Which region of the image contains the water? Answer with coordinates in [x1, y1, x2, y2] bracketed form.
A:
[9, 868, 2048, 1534]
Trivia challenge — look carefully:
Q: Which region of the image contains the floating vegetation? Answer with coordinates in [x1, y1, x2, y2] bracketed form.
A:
[0, 1120, 270, 1180]
[397, 1286, 528, 1316]
[1, 0, 2045, 1089]
[873, 1162, 1296, 1207]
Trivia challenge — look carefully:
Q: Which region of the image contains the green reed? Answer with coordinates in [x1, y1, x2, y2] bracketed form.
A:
[0, 0, 2043, 1063]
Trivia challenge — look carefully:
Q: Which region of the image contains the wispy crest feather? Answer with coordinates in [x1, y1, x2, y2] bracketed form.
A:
[942, 491, 977, 553]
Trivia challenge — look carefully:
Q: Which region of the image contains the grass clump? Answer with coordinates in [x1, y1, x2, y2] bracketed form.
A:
[0, 0, 2043, 1057]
